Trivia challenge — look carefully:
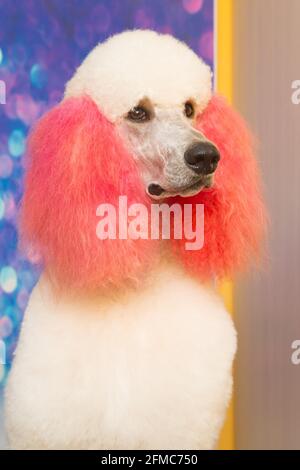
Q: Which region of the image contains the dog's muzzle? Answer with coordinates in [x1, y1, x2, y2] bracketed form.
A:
[147, 142, 220, 199]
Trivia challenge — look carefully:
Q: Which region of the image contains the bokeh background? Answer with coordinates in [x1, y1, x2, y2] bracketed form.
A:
[0, 0, 213, 387]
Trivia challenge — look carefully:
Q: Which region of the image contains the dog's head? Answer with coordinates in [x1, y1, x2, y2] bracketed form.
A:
[65, 31, 215, 200]
[21, 30, 267, 290]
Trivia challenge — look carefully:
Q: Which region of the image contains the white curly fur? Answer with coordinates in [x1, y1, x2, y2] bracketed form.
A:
[5, 262, 236, 450]
[65, 30, 212, 121]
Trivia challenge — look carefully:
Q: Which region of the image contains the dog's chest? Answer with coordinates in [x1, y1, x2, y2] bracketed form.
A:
[5, 264, 236, 449]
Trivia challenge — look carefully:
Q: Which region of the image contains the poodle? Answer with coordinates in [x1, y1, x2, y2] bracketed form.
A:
[4, 30, 266, 450]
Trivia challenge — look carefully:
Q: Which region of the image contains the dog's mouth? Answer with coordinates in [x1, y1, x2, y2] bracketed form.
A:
[147, 175, 214, 200]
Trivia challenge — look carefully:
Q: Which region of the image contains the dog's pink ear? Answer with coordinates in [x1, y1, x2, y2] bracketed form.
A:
[21, 96, 156, 291]
[173, 94, 267, 280]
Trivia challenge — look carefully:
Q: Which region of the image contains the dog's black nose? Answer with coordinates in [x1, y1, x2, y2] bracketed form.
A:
[184, 142, 220, 175]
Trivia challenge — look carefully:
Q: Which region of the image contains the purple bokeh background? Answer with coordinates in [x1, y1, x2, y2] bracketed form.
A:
[0, 0, 214, 385]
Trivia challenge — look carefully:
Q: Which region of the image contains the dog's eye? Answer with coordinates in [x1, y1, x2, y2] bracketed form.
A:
[184, 101, 195, 118]
[127, 106, 150, 122]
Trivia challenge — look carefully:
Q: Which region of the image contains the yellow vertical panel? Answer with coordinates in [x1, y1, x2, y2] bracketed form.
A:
[216, 0, 233, 102]
[217, 281, 234, 450]
[215, 0, 235, 450]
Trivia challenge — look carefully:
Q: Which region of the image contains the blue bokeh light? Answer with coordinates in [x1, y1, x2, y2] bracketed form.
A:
[0, 198, 4, 220]
[30, 64, 48, 89]
[8, 130, 25, 158]
[0, 266, 17, 294]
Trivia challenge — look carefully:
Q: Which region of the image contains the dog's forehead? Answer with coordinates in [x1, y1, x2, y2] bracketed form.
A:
[65, 30, 212, 122]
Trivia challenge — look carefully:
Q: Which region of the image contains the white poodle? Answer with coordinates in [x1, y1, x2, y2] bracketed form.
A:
[4, 30, 266, 450]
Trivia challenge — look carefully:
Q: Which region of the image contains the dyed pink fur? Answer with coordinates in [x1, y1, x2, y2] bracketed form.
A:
[21, 94, 266, 290]
[173, 95, 267, 280]
[21, 96, 157, 291]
